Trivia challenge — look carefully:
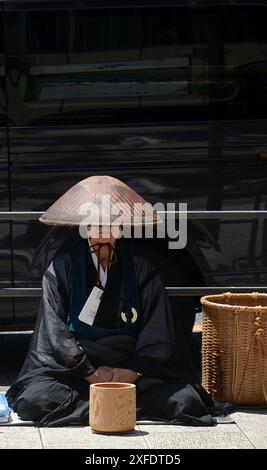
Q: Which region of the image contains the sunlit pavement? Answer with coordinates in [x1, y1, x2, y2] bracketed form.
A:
[0, 411, 267, 449]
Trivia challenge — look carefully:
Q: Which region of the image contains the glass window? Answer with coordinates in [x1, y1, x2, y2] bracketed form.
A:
[5, 5, 267, 125]
[0, 7, 6, 125]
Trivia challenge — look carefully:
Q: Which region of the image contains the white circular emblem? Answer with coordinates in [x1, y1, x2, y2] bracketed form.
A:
[121, 307, 138, 324]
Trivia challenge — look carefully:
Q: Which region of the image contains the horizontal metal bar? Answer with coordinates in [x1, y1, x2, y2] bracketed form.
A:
[0, 212, 43, 220]
[1, 286, 267, 298]
[0, 288, 42, 297]
[1, 211, 267, 221]
[159, 211, 267, 220]
[3, 0, 266, 10]
[166, 287, 267, 296]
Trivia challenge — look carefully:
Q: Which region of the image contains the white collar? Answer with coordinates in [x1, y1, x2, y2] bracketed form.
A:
[88, 239, 111, 288]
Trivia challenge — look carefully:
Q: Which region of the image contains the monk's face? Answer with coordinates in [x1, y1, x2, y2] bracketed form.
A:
[87, 225, 121, 245]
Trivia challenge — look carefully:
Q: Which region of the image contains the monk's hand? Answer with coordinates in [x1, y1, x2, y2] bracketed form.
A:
[111, 368, 138, 384]
[84, 366, 113, 384]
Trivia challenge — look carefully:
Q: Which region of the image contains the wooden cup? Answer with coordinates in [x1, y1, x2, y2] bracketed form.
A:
[89, 382, 136, 433]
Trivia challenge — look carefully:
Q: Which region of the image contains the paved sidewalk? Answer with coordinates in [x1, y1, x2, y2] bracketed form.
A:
[0, 410, 266, 449]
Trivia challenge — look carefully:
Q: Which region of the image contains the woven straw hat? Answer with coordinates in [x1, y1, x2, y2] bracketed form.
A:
[39, 175, 158, 227]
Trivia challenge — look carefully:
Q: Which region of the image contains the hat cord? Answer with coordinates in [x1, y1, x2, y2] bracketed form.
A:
[89, 242, 117, 288]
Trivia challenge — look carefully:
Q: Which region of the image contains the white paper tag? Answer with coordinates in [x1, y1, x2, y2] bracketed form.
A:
[78, 286, 103, 326]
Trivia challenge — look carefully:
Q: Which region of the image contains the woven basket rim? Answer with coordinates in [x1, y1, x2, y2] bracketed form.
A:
[201, 292, 267, 311]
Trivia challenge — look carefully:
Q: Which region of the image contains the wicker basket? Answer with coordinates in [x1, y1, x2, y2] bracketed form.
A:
[201, 292, 267, 406]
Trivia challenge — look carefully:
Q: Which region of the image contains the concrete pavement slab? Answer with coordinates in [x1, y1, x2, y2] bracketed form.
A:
[232, 411, 267, 449]
[232, 410, 267, 448]
[140, 429, 255, 449]
[137, 423, 238, 433]
[235, 425, 267, 449]
[40, 427, 149, 449]
[0, 426, 42, 449]
[0, 412, 266, 449]
[233, 410, 267, 422]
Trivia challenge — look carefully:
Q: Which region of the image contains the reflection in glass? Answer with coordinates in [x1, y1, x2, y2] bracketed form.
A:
[5, 6, 267, 125]
[0, 8, 6, 125]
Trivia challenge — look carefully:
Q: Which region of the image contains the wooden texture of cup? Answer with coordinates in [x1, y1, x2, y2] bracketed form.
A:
[89, 383, 136, 433]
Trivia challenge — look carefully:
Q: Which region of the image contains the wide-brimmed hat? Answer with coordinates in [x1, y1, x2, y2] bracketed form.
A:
[39, 175, 158, 227]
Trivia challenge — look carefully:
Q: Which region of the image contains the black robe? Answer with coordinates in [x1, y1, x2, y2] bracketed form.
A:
[6, 240, 223, 427]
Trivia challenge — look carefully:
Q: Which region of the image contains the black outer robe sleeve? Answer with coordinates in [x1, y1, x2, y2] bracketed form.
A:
[19, 254, 96, 378]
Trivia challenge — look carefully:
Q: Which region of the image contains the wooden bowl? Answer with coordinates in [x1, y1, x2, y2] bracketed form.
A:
[89, 382, 136, 433]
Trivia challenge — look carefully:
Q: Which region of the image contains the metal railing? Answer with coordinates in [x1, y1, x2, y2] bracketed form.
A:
[1, 209, 267, 297]
[1, 210, 267, 220]
[1, 286, 267, 298]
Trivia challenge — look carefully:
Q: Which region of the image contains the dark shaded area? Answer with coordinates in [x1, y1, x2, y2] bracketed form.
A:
[0, 331, 202, 388]
[191, 332, 202, 376]
[0, 333, 32, 386]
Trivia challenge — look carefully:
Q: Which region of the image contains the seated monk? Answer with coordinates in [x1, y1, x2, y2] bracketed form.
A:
[6, 176, 228, 426]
